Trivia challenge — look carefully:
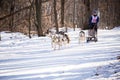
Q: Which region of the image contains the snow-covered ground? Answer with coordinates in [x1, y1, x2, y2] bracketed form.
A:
[0, 27, 120, 80]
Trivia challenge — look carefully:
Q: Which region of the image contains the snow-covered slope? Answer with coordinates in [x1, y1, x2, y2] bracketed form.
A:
[0, 28, 120, 80]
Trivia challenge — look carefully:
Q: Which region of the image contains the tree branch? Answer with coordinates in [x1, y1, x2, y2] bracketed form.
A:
[0, 6, 31, 21]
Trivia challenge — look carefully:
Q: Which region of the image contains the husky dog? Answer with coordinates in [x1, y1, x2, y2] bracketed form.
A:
[79, 31, 85, 43]
[46, 31, 59, 49]
[51, 34, 62, 50]
[59, 31, 70, 45]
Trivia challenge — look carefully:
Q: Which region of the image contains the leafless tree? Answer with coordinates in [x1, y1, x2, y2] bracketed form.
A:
[53, 0, 59, 33]
[35, 0, 44, 36]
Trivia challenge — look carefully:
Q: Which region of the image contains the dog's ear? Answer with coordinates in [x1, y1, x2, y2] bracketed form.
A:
[80, 31, 85, 34]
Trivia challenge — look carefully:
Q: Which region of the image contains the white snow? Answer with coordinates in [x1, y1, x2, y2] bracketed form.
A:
[0, 27, 120, 80]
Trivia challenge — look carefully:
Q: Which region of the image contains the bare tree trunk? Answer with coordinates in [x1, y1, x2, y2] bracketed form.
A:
[28, 4, 32, 38]
[28, 0, 34, 38]
[73, 0, 75, 31]
[35, 0, 44, 36]
[84, 0, 91, 29]
[9, 0, 15, 32]
[61, 0, 66, 32]
[53, 0, 59, 33]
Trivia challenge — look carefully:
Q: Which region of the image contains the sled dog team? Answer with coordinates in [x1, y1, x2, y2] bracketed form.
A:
[47, 30, 86, 50]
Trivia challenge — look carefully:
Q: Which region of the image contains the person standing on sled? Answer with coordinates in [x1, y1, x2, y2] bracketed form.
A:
[89, 10, 99, 37]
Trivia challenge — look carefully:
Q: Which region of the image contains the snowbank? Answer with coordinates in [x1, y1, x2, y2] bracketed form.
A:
[0, 28, 120, 80]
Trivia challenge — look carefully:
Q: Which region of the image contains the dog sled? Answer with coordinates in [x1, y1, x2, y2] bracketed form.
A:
[86, 28, 97, 42]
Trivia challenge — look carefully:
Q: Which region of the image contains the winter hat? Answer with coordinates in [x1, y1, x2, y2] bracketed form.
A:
[93, 10, 97, 15]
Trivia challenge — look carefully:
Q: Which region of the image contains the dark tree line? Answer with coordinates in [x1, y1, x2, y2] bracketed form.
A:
[0, 0, 120, 39]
